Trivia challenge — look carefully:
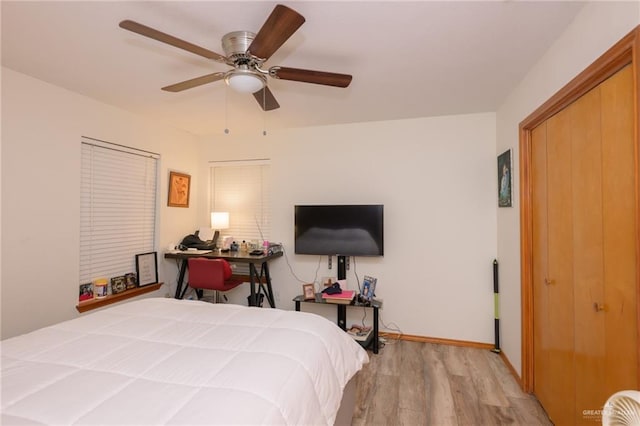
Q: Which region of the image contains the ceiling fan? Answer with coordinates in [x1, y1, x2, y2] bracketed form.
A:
[119, 4, 353, 111]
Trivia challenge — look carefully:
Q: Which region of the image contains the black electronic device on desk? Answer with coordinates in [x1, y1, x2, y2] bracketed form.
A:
[179, 231, 218, 251]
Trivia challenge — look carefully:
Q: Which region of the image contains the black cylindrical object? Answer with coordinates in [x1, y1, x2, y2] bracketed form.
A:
[337, 255, 347, 280]
[492, 259, 501, 353]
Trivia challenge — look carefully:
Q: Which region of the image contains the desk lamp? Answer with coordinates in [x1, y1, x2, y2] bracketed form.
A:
[211, 212, 230, 249]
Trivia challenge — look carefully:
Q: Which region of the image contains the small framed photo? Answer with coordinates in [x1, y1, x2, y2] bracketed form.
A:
[361, 275, 377, 302]
[497, 149, 512, 207]
[110, 275, 127, 294]
[168, 171, 191, 208]
[302, 283, 315, 300]
[79, 283, 93, 302]
[124, 272, 137, 289]
[136, 252, 158, 286]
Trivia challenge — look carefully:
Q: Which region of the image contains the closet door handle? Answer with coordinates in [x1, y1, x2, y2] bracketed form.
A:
[544, 278, 556, 286]
[593, 302, 606, 312]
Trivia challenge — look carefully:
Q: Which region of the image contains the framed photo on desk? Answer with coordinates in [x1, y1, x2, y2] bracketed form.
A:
[136, 252, 158, 286]
[302, 283, 315, 300]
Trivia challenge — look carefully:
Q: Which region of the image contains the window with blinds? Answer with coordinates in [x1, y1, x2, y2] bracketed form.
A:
[210, 161, 271, 244]
[80, 137, 159, 285]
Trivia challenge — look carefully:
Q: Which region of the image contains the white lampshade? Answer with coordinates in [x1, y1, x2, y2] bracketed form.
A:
[211, 212, 230, 230]
[226, 72, 265, 93]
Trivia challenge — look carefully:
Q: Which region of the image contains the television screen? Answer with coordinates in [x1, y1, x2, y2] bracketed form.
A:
[294, 205, 384, 256]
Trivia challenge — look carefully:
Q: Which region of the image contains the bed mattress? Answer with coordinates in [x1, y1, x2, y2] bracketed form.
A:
[1, 298, 369, 425]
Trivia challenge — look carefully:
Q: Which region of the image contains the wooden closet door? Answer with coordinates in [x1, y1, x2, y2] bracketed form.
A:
[598, 65, 637, 398]
[532, 105, 576, 426]
[572, 64, 637, 423]
[571, 80, 606, 424]
[531, 64, 636, 425]
[531, 122, 551, 416]
[548, 105, 577, 425]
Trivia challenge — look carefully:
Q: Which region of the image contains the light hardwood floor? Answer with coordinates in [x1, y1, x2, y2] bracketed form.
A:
[352, 340, 552, 425]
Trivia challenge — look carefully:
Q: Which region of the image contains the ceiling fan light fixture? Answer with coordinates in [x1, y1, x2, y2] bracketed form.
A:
[225, 69, 265, 93]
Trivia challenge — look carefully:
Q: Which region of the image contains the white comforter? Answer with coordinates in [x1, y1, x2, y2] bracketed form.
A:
[1, 298, 369, 425]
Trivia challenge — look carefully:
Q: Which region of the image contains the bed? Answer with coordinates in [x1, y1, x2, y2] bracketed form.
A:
[1, 298, 369, 425]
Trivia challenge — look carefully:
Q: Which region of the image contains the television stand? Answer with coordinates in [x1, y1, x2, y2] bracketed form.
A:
[293, 294, 381, 354]
[337, 255, 347, 280]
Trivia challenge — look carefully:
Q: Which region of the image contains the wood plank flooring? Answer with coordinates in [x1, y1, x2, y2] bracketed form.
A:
[352, 340, 551, 425]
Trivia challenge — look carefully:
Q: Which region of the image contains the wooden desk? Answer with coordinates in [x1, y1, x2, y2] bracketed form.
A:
[164, 250, 283, 307]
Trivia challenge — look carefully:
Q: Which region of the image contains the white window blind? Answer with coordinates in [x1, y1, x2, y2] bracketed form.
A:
[210, 161, 271, 244]
[80, 138, 159, 285]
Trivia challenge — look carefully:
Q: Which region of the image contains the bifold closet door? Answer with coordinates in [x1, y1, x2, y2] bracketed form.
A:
[594, 64, 637, 404]
[572, 63, 637, 424]
[570, 79, 607, 424]
[532, 104, 576, 426]
[531, 64, 637, 425]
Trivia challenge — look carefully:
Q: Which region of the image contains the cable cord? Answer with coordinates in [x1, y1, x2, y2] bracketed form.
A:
[281, 244, 322, 285]
[352, 257, 363, 294]
[348, 258, 374, 330]
[358, 304, 369, 330]
[352, 259, 403, 344]
[380, 313, 403, 343]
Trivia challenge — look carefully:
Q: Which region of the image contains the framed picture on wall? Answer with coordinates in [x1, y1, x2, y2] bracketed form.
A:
[168, 171, 191, 207]
[497, 149, 512, 207]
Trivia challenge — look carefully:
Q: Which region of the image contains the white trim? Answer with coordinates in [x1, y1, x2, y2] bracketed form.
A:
[81, 136, 161, 159]
[208, 158, 270, 167]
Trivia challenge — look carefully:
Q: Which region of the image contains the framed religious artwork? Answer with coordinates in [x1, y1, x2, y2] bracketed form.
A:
[168, 171, 191, 208]
[497, 149, 512, 207]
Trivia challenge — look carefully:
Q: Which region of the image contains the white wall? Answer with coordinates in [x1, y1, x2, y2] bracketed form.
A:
[1, 68, 497, 343]
[496, 2, 640, 375]
[1, 68, 201, 339]
[197, 113, 498, 343]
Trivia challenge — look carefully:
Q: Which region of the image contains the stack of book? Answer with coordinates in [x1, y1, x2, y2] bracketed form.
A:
[321, 289, 356, 304]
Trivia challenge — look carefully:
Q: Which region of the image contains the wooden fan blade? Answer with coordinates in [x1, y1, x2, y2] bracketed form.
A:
[248, 5, 305, 60]
[253, 86, 280, 111]
[119, 20, 226, 62]
[162, 72, 225, 92]
[271, 67, 352, 88]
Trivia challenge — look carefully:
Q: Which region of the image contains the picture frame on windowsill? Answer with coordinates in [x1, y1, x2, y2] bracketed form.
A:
[136, 252, 158, 286]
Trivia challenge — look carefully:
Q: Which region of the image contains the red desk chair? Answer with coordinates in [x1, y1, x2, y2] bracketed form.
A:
[181, 258, 243, 302]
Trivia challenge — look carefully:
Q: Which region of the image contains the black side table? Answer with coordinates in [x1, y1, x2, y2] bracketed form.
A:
[293, 294, 382, 354]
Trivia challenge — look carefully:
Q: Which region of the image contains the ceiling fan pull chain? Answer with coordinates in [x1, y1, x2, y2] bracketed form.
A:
[262, 88, 267, 136]
[224, 85, 230, 135]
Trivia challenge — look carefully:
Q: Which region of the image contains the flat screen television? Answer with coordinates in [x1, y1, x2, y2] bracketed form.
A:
[294, 204, 384, 256]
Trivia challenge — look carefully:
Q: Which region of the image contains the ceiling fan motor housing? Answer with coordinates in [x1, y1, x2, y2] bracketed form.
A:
[222, 31, 260, 66]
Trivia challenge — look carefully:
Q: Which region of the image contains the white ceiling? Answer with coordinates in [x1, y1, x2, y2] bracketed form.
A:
[1, 1, 585, 136]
